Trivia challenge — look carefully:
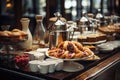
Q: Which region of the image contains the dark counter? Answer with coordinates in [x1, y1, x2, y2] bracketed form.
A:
[0, 48, 120, 80]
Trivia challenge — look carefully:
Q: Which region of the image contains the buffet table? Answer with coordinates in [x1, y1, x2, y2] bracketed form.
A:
[73, 49, 120, 80]
[0, 47, 120, 80]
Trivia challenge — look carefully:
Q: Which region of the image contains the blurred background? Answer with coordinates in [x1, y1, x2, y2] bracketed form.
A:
[0, 0, 120, 32]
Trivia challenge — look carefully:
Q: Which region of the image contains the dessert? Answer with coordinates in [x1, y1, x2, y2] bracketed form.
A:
[78, 35, 87, 42]
[48, 41, 93, 59]
[0, 29, 28, 42]
[98, 25, 120, 33]
[87, 34, 99, 42]
[78, 33, 106, 43]
[14, 54, 29, 69]
[98, 33, 106, 41]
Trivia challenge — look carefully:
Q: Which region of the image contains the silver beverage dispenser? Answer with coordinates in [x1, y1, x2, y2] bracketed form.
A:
[49, 12, 68, 49]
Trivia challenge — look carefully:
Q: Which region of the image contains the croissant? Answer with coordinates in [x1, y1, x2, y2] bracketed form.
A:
[60, 51, 69, 58]
[83, 47, 93, 55]
[63, 41, 69, 50]
[71, 41, 83, 51]
[48, 41, 94, 59]
[57, 41, 64, 48]
[75, 51, 83, 58]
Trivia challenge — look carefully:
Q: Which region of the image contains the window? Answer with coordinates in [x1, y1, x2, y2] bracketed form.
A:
[22, 0, 46, 17]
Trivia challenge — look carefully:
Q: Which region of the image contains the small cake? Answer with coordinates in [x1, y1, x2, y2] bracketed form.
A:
[77, 32, 107, 43]
[87, 34, 98, 42]
[78, 35, 87, 42]
[98, 33, 106, 41]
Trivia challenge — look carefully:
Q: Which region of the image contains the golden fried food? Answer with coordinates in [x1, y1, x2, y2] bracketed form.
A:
[71, 41, 83, 51]
[48, 41, 94, 59]
[0, 29, 28, 41]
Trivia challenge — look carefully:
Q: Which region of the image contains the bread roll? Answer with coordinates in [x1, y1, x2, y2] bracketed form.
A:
[12, 29, 21, 32]
[0, 31, 9, 37]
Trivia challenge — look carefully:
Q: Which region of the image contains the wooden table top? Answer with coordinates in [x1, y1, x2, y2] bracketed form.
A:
[72, 52, 120, 80]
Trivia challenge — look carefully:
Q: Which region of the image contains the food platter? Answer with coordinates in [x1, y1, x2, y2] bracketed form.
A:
[81, 55, 100, 61]
[45, 41, 95, 72]
[63, 61, 84, 72]
[45, 51, 94, 72]
[45, 51, 94, 61]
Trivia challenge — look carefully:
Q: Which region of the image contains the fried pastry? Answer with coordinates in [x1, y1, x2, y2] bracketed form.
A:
[48, 41, 94, 59]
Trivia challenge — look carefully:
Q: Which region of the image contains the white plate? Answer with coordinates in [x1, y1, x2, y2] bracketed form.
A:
[99, 48, 114, 52]
[97, 41, 119, 52]
[62, 61, 84, 72]
[45, 51, 94, 61]
[107, 40, 120, 47]
[82, 40, 106, 45]
[82, 55, 100, 61]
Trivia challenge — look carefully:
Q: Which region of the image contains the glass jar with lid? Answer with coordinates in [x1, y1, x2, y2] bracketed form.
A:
[33, 15, 46, 47]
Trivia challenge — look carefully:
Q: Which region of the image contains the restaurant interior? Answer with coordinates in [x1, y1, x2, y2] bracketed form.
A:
[0, 0, 120, 80]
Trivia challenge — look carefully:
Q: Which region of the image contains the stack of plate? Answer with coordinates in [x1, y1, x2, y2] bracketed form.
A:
[97, 40, 120, 52]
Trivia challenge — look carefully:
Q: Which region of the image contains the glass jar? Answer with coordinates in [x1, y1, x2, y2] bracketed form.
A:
[33, 15, 46, 47]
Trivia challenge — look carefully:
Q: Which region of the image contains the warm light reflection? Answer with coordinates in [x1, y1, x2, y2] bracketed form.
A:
[6, 3, 12, 8]
[116, 0, 119, 6]
[6, 0, 11, 2]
